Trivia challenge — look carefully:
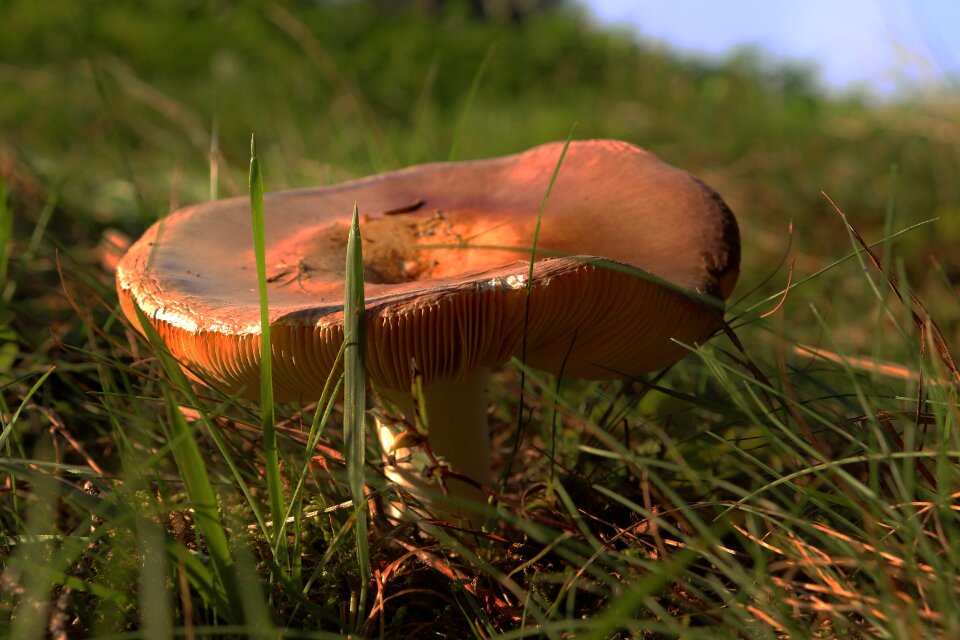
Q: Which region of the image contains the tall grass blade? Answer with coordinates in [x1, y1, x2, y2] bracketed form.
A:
[132, 304, 243, 623]
[735, 217, 935, 320]
[119, 311, 269, 540]
[344, 202, 370, 627]
[165, 535, 232, 617]
[7, 441, 59, 640]
[502, 126, 576, 485]
[164, 390, 242, 623]
[828, 195, 960, 383]
[232, 531, 278, 638]
[0, 366, 55, 450]
[249, 134, 288, 565]
[279, 370, 344, 542]
[136, 517, 174, 639]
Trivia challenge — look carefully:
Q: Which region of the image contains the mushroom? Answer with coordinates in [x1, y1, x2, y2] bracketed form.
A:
[115, 139, 740, 526]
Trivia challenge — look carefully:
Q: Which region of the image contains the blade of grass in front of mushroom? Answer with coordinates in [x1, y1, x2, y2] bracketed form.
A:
[132, 303, 244, 621]
[92, 305, 239, 618]
[287, 369, 345, 588]
[277, 345, 345, 543]
[344, 202, 370, 629]
[112, 306, 271, 542]
[500, 126, 576, 490]
[165, 402, 242, 619]
[249, 134, 288, 569]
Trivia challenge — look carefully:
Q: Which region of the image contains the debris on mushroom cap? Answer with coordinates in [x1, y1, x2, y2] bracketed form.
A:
[116, 140, 740, 400]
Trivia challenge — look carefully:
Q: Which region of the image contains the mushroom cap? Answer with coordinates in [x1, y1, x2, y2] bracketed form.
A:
[116, 140, 739, 400]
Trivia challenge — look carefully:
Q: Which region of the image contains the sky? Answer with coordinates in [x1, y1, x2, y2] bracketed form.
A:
[584, 0, 960, 94]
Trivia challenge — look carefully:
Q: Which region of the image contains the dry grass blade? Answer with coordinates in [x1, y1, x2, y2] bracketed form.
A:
[794, 344, 924, 381]
[759, 258, 795, 319]
[825, 192, 960, 385]
[732, 503, 960, 634]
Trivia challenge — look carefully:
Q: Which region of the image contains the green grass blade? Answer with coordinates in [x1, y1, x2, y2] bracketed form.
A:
[278, 370, 344, 542]
[7, 442, 60, 640]
[344, 202, 369, 628]
[231, 531, 278, 637]
[502, 126, 576, 486]
[0, 366, 56, 450]
[131, 303, 242, 622]
[166, 536, 232, 616]
[164, 391, 242, 623]
[120, 310, 269, 541]
[136, 517, 174, 638]
[581, 546, 699, 640]
[249, 134, 287, 566]
[735, 217, 935, 320]
[524, 128, 575, 287]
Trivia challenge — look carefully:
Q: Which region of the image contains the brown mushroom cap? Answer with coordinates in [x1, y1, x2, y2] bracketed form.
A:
[116, 140, 739, 400]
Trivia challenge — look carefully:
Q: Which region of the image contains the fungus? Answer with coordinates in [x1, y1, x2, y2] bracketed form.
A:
[116, 140, 740, 526]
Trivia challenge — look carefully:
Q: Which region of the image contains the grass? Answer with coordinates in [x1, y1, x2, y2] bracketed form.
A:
[249, 134, 287, 576]
[2, 0, 960, 637]
[344, 203, 370, 632]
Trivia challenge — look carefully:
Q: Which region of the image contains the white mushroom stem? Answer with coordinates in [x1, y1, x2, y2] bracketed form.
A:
[377, 367, 492, 527]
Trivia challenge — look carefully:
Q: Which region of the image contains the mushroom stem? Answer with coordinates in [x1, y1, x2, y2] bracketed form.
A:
[377, 367, 492, 527]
